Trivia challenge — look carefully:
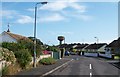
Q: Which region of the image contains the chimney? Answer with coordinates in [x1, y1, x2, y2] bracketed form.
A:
[7, 23, 10, 32]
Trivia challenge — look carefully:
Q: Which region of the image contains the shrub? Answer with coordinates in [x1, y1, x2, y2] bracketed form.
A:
[2, 66, 8, 75]
[2, 42, 25, 52]
[46, 46, 60, 52]
[14, 49, 32, 69]
[2, 63, 21, 75]
[40, 57, 56, 65]
[0, 47, 16, 63]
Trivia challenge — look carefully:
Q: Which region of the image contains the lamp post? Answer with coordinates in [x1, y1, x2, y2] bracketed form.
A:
[94, 37, 99, 56]
[94, 37, 99, 44]
[33, 2, 47, 68]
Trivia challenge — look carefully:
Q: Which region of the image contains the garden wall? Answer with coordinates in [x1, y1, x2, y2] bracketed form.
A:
[30, 54, 51, 64]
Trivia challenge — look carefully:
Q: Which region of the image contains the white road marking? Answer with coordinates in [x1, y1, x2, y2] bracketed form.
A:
[89, 64, 92, 69]
[89, 64, 92, 77]
[41, 59, 73, 77]
[90, 72, 92, 77]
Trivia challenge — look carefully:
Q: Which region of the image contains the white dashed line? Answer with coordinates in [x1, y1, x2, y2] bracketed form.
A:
[89, 64, 92, 77]
[89, 64, 92, 69]
[90, 72, 92, 77]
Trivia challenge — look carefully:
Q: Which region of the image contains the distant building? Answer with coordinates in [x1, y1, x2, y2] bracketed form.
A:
[105, 37, 120, 56]
[0, 31, 31, 43]
[74, 44, 89, 51]
[84, 43, 107, 52]
[81, 43, 107, 57]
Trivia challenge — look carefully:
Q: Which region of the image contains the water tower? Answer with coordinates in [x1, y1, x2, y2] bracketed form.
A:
[58, 36, 65, 45]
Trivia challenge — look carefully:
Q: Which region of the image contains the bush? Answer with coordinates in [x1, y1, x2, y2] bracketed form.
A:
[0, 47, 16, 63]
[14, 49, 32, 69]
[2, 63, 21, 75]
[2, 42, 25, 52]
[46, 46, 60, 52]
[2, 41, 45, 57]
[2, 66, 8, 75]
[40, 57, 56, 65]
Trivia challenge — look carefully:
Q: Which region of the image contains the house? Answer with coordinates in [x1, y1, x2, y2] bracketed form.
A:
[74, 44, 89, 55]
[58, 43, 77, 51]
[74, 44, 89, 52]
[84, 43, 107, 57]
[84, 43, 107, 52]
[0, 31, 31, 43]
[104, 37, 120, 58]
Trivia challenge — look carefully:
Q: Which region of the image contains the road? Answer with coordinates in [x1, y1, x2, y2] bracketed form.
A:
[49, 55, 120, 76]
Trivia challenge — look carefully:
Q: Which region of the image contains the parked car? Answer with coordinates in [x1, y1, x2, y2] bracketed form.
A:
[65, 51, 70, 56]
[70, 52, 77, 55]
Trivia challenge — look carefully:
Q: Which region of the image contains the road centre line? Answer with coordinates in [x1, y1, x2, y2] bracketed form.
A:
[89, 64, 92, 77]
[90, 72, 92, 77]
[90, 64, 92, 69]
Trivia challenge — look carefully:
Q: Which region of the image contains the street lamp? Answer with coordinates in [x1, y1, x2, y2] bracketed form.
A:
[94, 37, 99, 56]
[33, 2, 47, 68]
[94, 37, 99, 44]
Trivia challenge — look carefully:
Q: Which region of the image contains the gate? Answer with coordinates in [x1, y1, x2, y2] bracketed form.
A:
[53, 52, 60, 59]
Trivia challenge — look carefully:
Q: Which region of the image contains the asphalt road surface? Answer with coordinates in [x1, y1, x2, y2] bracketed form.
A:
[49, 55, 120, 77]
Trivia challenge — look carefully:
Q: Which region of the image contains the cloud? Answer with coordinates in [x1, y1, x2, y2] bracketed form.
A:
[40, 13, 66, 22]
[48, 31, 74, 35]
[16, 13, 65, 24]
[16, 15, 34, 24]
[69, 3, 86, 13]
[26, 1, 92, 22]
[39, 2, 68, 11]
[27, 0, 86, 13]
[2, 1, 92, 24]
[39, 0, 86, 13]
[61, 10, 93, 21]
[79, 15, 93, 21]
[0, 10, 18, 19]
[27, 8, 34, 12]
[61, 32, 74, 35]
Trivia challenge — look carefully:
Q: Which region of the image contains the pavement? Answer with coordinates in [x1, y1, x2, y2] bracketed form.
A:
[16, 57, 72, 76]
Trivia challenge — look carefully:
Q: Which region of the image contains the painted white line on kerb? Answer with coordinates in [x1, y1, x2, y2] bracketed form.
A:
[89, 64, 92, 70]
[41, 59, 73, 77]
[90, 72, 92, 77]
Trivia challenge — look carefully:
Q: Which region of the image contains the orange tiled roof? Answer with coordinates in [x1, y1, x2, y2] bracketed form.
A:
[5, 31, 32, 42]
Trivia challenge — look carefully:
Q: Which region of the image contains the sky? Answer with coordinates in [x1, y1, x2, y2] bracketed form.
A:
[1, 0, 119, 45]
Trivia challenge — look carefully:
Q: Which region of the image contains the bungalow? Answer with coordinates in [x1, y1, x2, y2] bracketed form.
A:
[104, 37, 120, 58]
[74, 44, 89, 55]
[84, 43, 107, 57]
[74, 44, 89, 51]
[0, 31, 31, 43]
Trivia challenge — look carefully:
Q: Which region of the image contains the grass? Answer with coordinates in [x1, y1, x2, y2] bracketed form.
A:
[40, 57, 56, 65]
[114, 56, 120, 60]
[2, 63, 21, 75]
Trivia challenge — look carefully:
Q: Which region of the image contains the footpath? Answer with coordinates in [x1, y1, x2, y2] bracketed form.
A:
[16, 57, 71, 76]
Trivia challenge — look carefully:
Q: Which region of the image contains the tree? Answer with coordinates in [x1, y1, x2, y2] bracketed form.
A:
[14, 49, 32, 69]
[28, 37, 43, 45]
[46, 46, 60, 52]
[2, 42, 25, 52]
[28, 37, 46, 56]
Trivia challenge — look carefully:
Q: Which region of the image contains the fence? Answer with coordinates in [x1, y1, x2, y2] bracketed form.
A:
[84, 52, 98, 57]
[53, 52, 60, 59]
[99, 53, 112, 58]
[30, 54, 51, 64]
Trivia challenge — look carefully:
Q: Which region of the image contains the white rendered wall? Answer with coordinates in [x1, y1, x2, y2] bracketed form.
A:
[0, 32, 17, 43]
